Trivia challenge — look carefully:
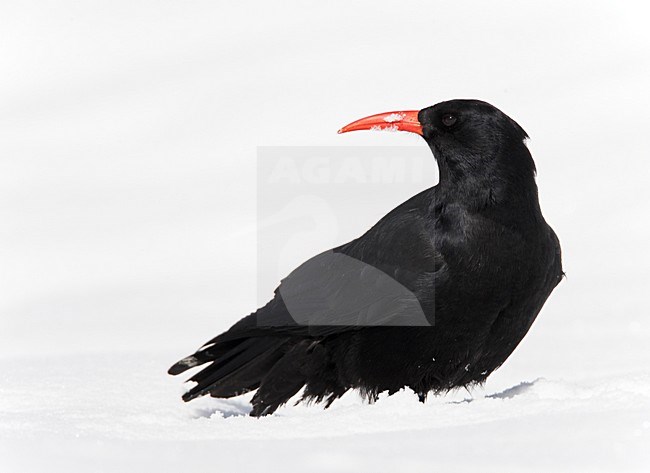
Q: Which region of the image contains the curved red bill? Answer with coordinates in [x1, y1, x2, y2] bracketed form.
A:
[338, 110, 422, 136]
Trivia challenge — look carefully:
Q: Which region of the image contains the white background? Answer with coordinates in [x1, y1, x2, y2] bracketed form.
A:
[1, 1, 650, 471]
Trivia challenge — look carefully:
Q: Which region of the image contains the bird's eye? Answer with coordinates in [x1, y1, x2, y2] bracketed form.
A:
[441, 113, 457, 127]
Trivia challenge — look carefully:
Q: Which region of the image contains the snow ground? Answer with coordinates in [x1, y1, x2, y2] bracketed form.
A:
[2, 1, 650, 471]
[1, 354, 649, 472]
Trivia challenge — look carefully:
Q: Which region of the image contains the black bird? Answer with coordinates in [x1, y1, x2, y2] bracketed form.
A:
[169, 99, 563, 416]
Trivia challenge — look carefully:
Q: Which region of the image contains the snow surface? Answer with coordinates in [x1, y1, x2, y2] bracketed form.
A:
[1, 354, 649, 472]
[2, 1, 650, 472]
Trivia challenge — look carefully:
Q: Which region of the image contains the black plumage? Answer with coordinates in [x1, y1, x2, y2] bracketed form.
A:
[169, 99, 563, 416]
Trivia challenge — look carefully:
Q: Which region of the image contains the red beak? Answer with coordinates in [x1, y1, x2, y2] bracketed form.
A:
[338, 110, 422, 136]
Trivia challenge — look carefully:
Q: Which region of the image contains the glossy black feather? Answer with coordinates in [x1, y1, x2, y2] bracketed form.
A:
[169, 99, 563, 416]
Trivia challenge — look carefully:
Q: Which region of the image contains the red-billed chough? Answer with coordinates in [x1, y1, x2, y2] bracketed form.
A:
[169, 99, 563, 416]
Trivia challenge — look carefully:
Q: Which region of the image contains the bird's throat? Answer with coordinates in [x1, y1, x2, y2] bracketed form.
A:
[434, 150, 541, 219]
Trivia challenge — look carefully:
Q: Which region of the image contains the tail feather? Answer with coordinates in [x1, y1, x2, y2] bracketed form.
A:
[249, 340, 313, 416]
[168, 306, 344, 415]
[176, 337, 288, 402]
[167, 339, 242, 375]
[167, 354, 201, 376]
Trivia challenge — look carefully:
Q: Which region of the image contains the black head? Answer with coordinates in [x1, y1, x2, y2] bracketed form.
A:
[339, 99, 536, 190]
[419, 99, 528, 153]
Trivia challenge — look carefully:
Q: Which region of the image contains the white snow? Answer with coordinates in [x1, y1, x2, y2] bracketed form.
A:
[370, 124, 400, 132]
[2, 1, 650, 472]
[1, 354, 649, 471]
[383, 113, 406, 123]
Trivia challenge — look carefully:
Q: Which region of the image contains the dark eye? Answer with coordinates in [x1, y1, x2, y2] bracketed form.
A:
[441, 113, 457, 127]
